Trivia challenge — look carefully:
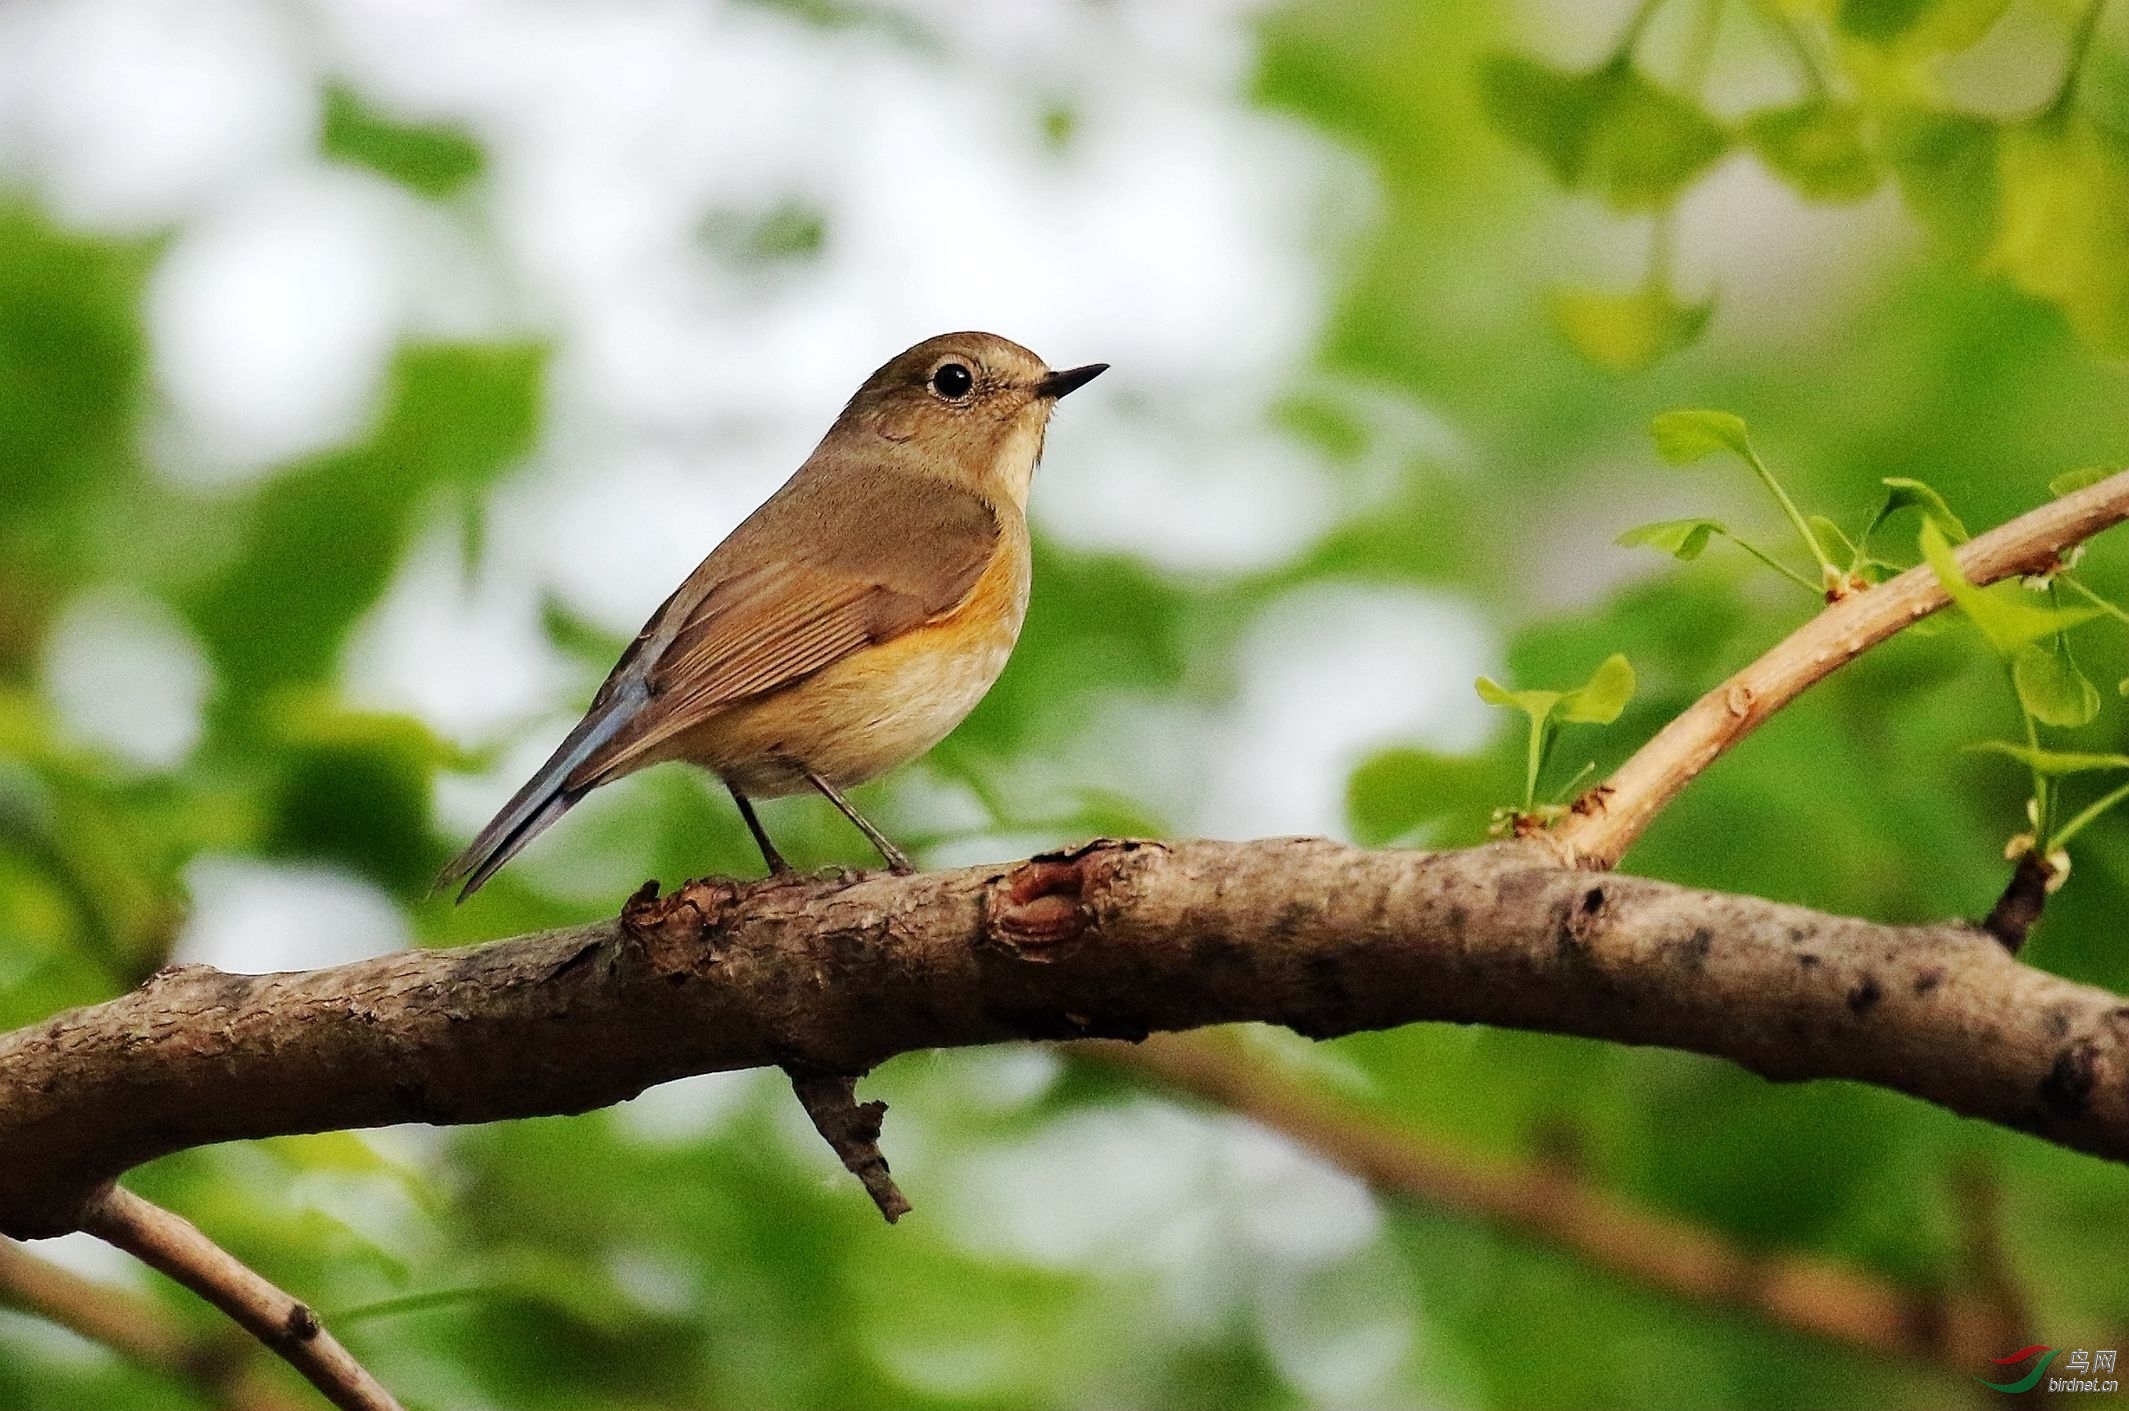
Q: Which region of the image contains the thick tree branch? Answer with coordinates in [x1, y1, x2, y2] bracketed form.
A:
[1555, 467, 2129, 868]
[1082, 1033, 2017, 1376]
[78, 1186, 403, 1411]
[0, 1234, 306, 1411]
[2, 839, 2124, 1242]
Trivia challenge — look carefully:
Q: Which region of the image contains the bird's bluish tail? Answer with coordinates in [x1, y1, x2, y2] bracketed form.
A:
[437, 685, 642, 901]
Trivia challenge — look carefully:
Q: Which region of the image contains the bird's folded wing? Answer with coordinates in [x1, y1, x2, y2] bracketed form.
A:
[566, 472, 999, 785]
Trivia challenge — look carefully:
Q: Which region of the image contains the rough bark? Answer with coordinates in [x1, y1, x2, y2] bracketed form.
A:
[3, 838, 2124, 1240]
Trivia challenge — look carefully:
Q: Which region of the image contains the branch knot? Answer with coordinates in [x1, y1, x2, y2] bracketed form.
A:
[984, 857, 1094, 959]
[620, 877, 742, 976]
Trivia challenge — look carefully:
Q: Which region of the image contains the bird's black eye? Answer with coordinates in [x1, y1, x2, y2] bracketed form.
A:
[930, 362, 974, 399]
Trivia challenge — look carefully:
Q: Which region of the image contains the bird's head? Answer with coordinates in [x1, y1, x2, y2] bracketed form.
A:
[830, 331, 1107, 506]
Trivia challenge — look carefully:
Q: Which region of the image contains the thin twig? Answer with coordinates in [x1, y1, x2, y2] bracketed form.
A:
[0, 1236, 305, 1411]
[1555, 468, 2129, 868]
[783, 1067, 912, 1222]
[1983, 850, 2057, 951]
[78, 1186, 405, 1411]
[1085, 1033, 2012, 1376]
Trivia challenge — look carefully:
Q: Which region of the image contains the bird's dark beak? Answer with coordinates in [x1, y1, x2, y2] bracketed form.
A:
[1035, 363, 1108, 399]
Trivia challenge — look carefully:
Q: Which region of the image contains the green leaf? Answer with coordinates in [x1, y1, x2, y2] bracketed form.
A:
[1990, 114, 2129, 356]
[1475, 677, 1562, 721]
[699, 200, 830, 265]
[1550, 285, 1712, 373]
[1649, 409, 1753, 465]
[1809, 515, 1859, 565]
[1477, 677, 1559, 809]
[272, 691, 469, 768]
[2012, 640, 2101, 728]
[1555, 653, 1637, 724]
[2093, 34, 2129, 144]
[2050, 465, 2120, 497]
[1836, 0, 1933, 41]
[0, 206, 149, 518]
[1478, 656, 1635, 810]
[1868, 476, 1969, 542]
[1915, 0, 2011, 51]
[1918, 519, 2099, 654]
[1479, 55, 1613, 188]
[1584, 69, 1730, 211]
[1743, 101, 1880, 201]
[1617, 517, 1726, 560]
[1837, 0, 2008, 52]
[1881, 107, 2001, 260]
[373, 342, 548, 491]
[321, 85, 485, 199]
[262, 697, 454, 895]
[1481, 55, 1728, 211]
[1966, 741, 2129, 776]
[1649, 408, 1840, 579]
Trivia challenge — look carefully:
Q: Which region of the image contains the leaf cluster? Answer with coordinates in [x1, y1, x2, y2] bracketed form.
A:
[1483, 0, 2129, 370]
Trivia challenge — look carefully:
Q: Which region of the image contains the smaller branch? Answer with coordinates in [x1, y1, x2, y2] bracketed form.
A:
[79, 1186, 405, 1411]
[1557, 469, 2129, 868]
[0, 1237, 304, 1411]
[1087, 1033, 2012, 1374]
[785, 1068, 911, 1223]
[1983, 850, 2057, 951]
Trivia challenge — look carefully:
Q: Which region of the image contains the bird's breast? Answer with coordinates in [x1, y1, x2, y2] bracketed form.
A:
[679, 535, 1030, 795]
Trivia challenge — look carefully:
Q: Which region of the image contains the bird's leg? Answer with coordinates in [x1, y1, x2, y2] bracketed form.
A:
[804, 770, 915, 875]
[727, 784, 791, 876]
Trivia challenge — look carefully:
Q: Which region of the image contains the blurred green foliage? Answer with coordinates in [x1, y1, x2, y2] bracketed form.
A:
[182, 342, 546, 700]
[1470, 0, 2129, 370]
[0, 207, 152, 654]
[322, 86, 485, 200]
[3, 3, 2129, 1410]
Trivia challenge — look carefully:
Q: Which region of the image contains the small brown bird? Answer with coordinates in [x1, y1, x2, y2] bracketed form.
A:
[440, 332, 1106, 899]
